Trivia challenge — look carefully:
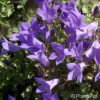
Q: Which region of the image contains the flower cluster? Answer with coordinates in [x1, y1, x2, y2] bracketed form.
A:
[0, 0, 99, 100]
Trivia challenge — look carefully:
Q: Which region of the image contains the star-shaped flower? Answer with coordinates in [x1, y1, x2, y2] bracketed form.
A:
[27, 50, 50, 67]
[60, 0, 84, 28]
[49, 42, 67, 65]
[37, 2, 59, 23]
[35, 77, 59, 93]
[67, 62, 85, 83]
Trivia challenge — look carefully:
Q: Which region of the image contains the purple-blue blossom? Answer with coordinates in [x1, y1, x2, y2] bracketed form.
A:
[42, 93, 58, 100]
[37, 2, 59, 23]
[67, 62, 85, 83]
[95, 71, 100, 82]
[9, 20, 50, 66]
[64, 22, 98, 45]
[0, 39, 20, 56]
[8, 95, 16, 100]
[85, 40, 100, 64]
[40, 25, 55, 41]
[35, 77, 59, 93]
[49, 42, 67, 65]
[60, 0, 84, 28]
[75, 22, 98, 40]
[66, 41, 84, 61]
[27, 50, 50, 67]
[20, 36, 45, 53]
[94, 64, 100, 82]
[64, 27, 77, 45]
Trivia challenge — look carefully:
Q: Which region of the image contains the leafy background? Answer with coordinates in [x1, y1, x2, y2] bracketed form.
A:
[0, 0, 100, 100]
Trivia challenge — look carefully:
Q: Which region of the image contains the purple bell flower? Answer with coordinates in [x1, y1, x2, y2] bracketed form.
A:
[67, 62, 85, 83]
[49, 42, 67, 65]
[27, 50, 50, 67]
[85, 40, 100, 64]
[37, 2, 59, 23]
[8, 95, 16, 100]
[35, 77, 59, 93]
[0, 39, 20, 56]
[60, 0, 84, 28]
[67, 41, 84, 61]
[42, 93, 58, 100]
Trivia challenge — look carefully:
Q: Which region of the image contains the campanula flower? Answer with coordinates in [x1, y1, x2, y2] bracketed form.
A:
[10, 30, 31, 44]
[75, 22, 98, 40]
[40, 25, 55, 41]
[64, 27, 76, 45]
[30, 17, 44, 37]
[49, 42, 67, 65]
[65, 22, 98, 45]
[42, 93, 58, 100]
[27, 50, 50, 67]
[35, 77, 59, 93]
[67, 62, 85, 83]
[20, 36, 44, 53]
[10, 18, 41, 41]
[10, 23, 45, 53]
[10, 22, 30, 41]
[60, 0, 84, 28]
[0, 39, 20, 56]
[8, 95, 16, 100]
[85, 40, 100, 64]
[37, 2, 59, 23]
[9, 20, 49, 66]
[67, 41, 84, 61]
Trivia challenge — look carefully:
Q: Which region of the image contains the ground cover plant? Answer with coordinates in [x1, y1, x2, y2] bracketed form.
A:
[0, 0, 100, 100]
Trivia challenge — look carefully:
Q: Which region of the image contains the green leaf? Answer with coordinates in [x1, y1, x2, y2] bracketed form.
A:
[0, 4, 14, 17]
[19, 0, 27, 7]
[82, 6, 89, 14]
[7, 4, 14, 17]
[17, 5, 24, 9]
[0, 0, 7, 3]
